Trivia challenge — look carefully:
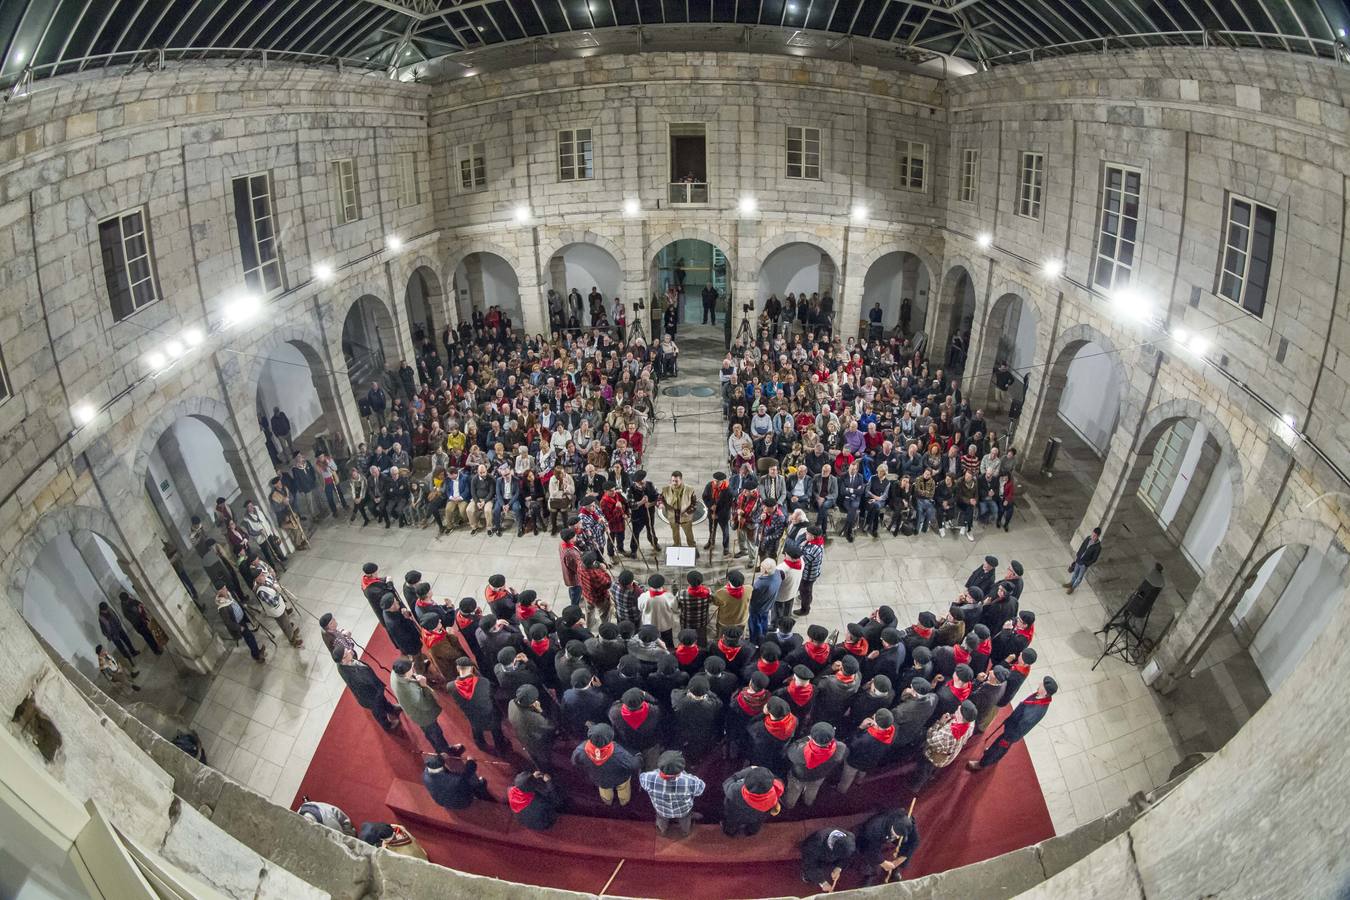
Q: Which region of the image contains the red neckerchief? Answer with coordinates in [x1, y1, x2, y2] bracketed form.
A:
[757, 659, 780, 677]
[843, 638, 868, 656]
[455, 611, 476, 631]
[783, 557, 803, 570]
[529, 637, 551, 656]
[517, 603, 538, 620]
[1015, 623, 1035, 643]
[807, 536, 826, 546]
[485, 586, 510, 603]
[619, 702, 650, 729]
[584, 741, 614, 765]
[718, 638, 744, 662]
[674, 644, 700, 665]
[912, 624, 933, 639]
[741, 781, 784, 812]
[953, 646, 971, 666]
[724, 584, 746, 600]
[685, 585, 711, 600]
[647, 588, 666, 597]
[361, 574, 381, 591]
[950, 681, 972, 702]
[763, 713, 797, 740]
[736, 688, 768, 717]
[1023, 695, 1053, 707]
[1011, 662, 1032, 677]
[976, 638, 992, 656]
[803, 641, 830, 664]
[508, 786, 534, 813]
[712, 480, 728, 503]
[867, 724, 896, 744]
[836, 672, 856, 685]
[454, 675, 478, 701]
[424, 630, 447, 648]
[803, 738, 837, 769]
[786, 681, 815, 707]
[949, 720, 971, 740]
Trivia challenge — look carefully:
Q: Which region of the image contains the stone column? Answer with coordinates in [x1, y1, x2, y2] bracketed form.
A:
[464, 255, 485, 317]
[157, 425, 207, 533]
[549, 255, 567, 298]
[1164, 432, 1220, 546]
[901, 254, 922, 332]
[72, 531, 131, 602]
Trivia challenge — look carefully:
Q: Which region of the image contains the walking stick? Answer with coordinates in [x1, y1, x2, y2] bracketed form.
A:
[598, 859, 625, 897]
[882, 797, 918, 884]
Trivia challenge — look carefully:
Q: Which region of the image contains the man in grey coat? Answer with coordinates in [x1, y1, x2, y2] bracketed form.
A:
[891, 678, 939, 753]
[509, 684, 558, 772]
[390, 659, 463, 759]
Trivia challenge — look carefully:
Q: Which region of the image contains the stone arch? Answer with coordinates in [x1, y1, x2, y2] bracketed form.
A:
[7, 505, 129, 602]
[132, 395, 247, 485]
[931, 263, 980, 359]
[972, 291, 1038, 412]
[749, 231, 846, 282]
[342, 294, 401, 395]
[1128, 396, 1247, 522]
[1025, 321, 1129, 460]
[244, 325, 362, 459]
[441, 240, 527, 312]
[539, 230, 628, 277]
[644, 229, 737, 275]
[858, 246, 935, 336]
[404, 263, 446, 342]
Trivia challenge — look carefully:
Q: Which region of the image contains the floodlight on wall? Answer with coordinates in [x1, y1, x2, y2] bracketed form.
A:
[314, 262, 335, 282]
[1340, 28, 1347, 37]
[1111, 287, 1153, 324]
[1187, 335, 1211, 356]
[164, 340, 185, 359]
[623, 198, 640, 217]
[223, 293, 262, 328]
[976, 233, 993, 249]
[183, 328, 204, 347]
[386, 235, 404, 253]
[513, 205, 531, 224]
[1041, 258, 1063, 279]
[1171, 327, 1190, 345]
[850, 204, 869, 222]
[71, 404, 96, 427]
[738, 196, 758, 215]
[145, 351, 167, 371]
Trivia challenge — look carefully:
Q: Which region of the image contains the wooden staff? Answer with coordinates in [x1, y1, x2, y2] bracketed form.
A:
[598, 859, 625, 897]
[882, 797, 919, 884]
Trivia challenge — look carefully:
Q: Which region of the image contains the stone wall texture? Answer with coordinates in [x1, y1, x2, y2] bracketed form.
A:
[0, 45, 1347, 898]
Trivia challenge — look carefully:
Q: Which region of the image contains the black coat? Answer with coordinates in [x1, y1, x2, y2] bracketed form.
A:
[800, 827, 856, 883]
[561, 686, 610, 738]
[383, 607, 424, 656]
[450, 676, 499, 729]
[571, 741, 640, 789]
[863, 644, 905, 683]
[722, 768, 779, 829]
[746, 716, 796, 773]
[670, 690, 724, 756]
[964, 565, 995, 599]
[785, 737, 848, 783]
[856, 810, 920, 867]
[583, 636, 627, 673]
[512, 782, 564, 831]
[812, 675, 860, 726]
[845, 729, 896, 772]
[424, 761, 481, 810]
[337, 660, 388, 710]
[892, 695, 939, 748]
[608, 698, 662, 751]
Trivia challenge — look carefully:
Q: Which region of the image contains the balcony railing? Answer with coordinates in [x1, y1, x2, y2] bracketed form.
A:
[668, 182, 709, 204]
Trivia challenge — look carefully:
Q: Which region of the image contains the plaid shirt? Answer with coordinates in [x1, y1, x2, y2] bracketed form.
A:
[579, 565, 613, 609]
[678, 587, 711, 635]
[638, 770, 706, 819]
[923, 721, 973, 768]
[611, 580, 643, 626]
[800, 539, 825, 582]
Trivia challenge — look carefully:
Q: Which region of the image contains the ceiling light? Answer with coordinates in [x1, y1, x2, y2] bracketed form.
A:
[1340, 28, 1347, 38]
[183, 328, 204, 347]
[738, 196, 758, 215]
[145, 351, 167, 370]
[850, 204, 868, 222]
[1041, 259, 1063, 279]
[1187, 335, 1210, 356]
[787, 3, 797, 11]
[623, 198, 640, 216]
[223, 293, 262, 328]
[386, 235, 404, 252]
[72, 404, 96, 427]
[13, 49, 25, 63]
[513, 205, 531, 224]
[314, 263, 334, 282]
[477, 26, 485, 32]
[976, 232, 992, 249]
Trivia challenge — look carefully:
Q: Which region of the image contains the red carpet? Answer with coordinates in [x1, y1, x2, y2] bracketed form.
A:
[294, 627, 1054, 896]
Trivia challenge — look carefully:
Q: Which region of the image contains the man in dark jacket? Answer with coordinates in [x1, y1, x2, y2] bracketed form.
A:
[845, 674, 895, 733]
[508, 685, 557, 772]
[965, 555, 998, 600]
[1066, 527, 1102, 593]
[508, 770, 564, 831]
[863, 627, 905, 683]
[784, 722, 848, 809]
[856, 809, 920, 885]
[561, 668, 610, 738]
[383, 594, 425, 660]
[584, 623, 627, 674]
[897, 646, 933, 693]
[423, 755, 489, 810]
[449, 657, 509, 754]
[812, 655, 862, 726]
[555, 641, 589, 690]
[333, 645, 401, 731]
[800, 826, 857, 892]
[968, 676, 1058, 770]
[722, 766, 784, 837]
[609, 687, 663, 768]
[571, 723, 641, 805]
[775, 665, 816, 721]
[1000, 647, 1038, 708]
[670, 675, 724, 759]
[494, 647, 542, 702]
[837, 707, 898, 793]
[892, 678, 939, 751]
[746, 696, 799, 774]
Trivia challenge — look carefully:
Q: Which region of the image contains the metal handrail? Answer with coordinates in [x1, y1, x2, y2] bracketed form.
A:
[984, 29, 1347, 64]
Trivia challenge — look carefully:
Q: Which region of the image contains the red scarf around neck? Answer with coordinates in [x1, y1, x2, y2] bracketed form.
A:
[949, 720, 971, 740]
[685, 584, 711, 600]
[1011, 662, 1032, 677]
[508, 787, 534, 813]
[674, 644, 701, 665]
[361, 574, 381, 591]
[741, 781, 784, 812]
[912, 624, 933, 639]
[486, 586, 510, 603]
[455, 611, 476, 631]
[757, 659, 781, 677]
[843, 638, 868, 656]
[783, 557, 803, 570]
[763, 713, 797, 740]
[736, 689, 768, 717]
[836, 672, 856, 686]
[723, 584, 746, 600]
[803, 641, 831, 664]
[517, 603, 538, 620]
[583, 740, 614, 765]
[1015, 623, 1035, 643]
[1023, 694, 1053, 707]
[953, 646, 971, 666]
[454, 675, 478, 701]
[950, 681, 972, 702]
[802, 738, 837, 769]
[867, 724, 896, 744]
[619, 702, 650, 729]
[786, 680, 815, 707]
[718, 638, 744, 662]
[976, 638, 992, 656]
[807, 536, 826, 546]
[529, 637, 552, 656]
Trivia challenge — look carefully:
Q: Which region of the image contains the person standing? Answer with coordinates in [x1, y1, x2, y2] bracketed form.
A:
[242, 499, 287, 570]
[572, 723, 641, 806]
[912, 700, 977, 792]
[558, 527, 583, 607]
[800, 827, 857, 893]
[1066, 527, 1103, 593]
[390, 659, 461, 759]
[637, 573, 679, 647]
[97, 601, 138, 663]
[836, 708, 898, 794]
[578, 551, 614, 630]
[96, 644, 139, 692]
[216, 587, 265, 664]
[269, 406, 293, 459]
[422, 755, 490, 811]
[252, 570, 304, 648]
[856, 809, 920, 885]
[509, 684, 557, 773]
[748, 558, 782, 642]
[449, 657, 509, 754]
[508, 770, 564, 831]
[967, 676, 1058, 771]
[117, 592, 163, 656]
[637, 750, 706, 837]
[711, 570, 750, 637]
[795, 525, 825, 615]
[701, 282, 719, 325]
[660, 471, 697, 550]
[332, 645, 399, 730]
[677, 569, 713, 644]
[783, 723, 848, 809]
[722, 766, 784, 837]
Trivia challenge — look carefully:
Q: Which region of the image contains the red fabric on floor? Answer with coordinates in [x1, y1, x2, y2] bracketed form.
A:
[293, 627, 1054, 896]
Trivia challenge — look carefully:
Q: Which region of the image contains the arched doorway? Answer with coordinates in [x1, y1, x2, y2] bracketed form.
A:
[756, 242, 837, 318]
[404, 266, 444, 345]
[651, 239, 732, 326]
[973, 292, 1037, 416]
[932, 265, 977, 364]
[452, 252, 522, 332]
[548, 242, 622, 329]
[861, 251, 930, 338]
[255, 339, 348, 466]
[342, 295, 398, 398]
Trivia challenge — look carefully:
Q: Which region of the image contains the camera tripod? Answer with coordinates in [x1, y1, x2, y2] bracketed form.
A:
[734, 309, 754, 345]
[628, 304, 648, 344]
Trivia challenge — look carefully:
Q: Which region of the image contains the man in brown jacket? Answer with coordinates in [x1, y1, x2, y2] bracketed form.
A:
[711, 569, 750, 636]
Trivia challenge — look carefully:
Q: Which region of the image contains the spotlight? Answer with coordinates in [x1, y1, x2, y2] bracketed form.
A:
[1187, 335, 1210, 356]
[1041, 259, 1063, 279]
[1171, 327, 1189, 344]
[1112, 287, 1153, 323]
[1341, 28, 1347, 38]
[145, 351, 167, 370]
[976, 232, 993, 249]
[314, 262, 335, 282]
[165, 340, 185, 358]
[513, 205, 531, 224]
[787, 2, 797, 11]
[183, 328, 205, 347]
[623, 198, 640, 217]
[72, 404, 96, 427]
[223, 293, 262, 328]
[850, 204, 868, 222]
[738, 196, 758, 215]
[385, 235, 403, 253]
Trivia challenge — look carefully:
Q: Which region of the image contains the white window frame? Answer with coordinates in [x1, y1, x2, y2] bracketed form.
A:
[557, 128, 594, 181]
[457, 142, 486, 191]
[786, 125, 821, 180]
[231, 172, 284, 297]
[897, 140, 927, 192]
[98, 207, 161, 321]
[1218, 194, 1277, 318]
[1091, 163, 1142, 292]
[398, 152, 419, 207]
[1017, 151, 1044, 220]
[959, 148, 978, 203]
[1139, 420, 1193, 516]
[333, 159, 360, 224]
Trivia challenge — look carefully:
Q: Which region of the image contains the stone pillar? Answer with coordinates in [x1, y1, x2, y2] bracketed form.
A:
[1233, 544, 1305, 647]
[818, 252, 836, 299]
[157, 425, 207, 533]
[1164, 432, 1220, 546]
[901, 254, 922, 332]
[549, 255, 567, 298]
[72, 531, 131, 602]
[464, 255, 485, 317]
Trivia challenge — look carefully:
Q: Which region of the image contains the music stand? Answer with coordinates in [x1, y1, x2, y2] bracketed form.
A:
[1092, 575, 1161, 670]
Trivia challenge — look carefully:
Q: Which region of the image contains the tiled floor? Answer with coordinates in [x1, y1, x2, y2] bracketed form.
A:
[177, 326, 1204, 834]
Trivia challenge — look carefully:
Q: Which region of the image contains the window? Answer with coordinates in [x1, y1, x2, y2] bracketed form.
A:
[332, 159, 361, 224]
[1092, 165, 1142, 292]
[457, 142, 486, 191]
[97, 208, 160, 321]
[231, 173, 284, 295]
[398, 153, 419, 207]
[897, 141, 927, 191]
[558, 128, 594, 181]
[1218, 195, 1276, 317]
[786, 126, 821, 180]
[1139, 420, 1193, 515]
[959, 148, 978, 203]
[1017, 151, 1044, 219]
